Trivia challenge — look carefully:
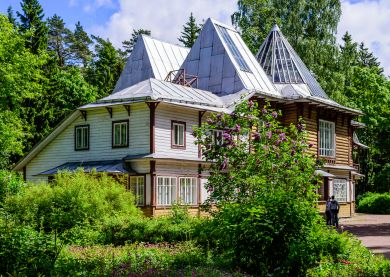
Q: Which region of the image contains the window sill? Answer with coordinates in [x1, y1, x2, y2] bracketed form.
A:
[112, 145, 129, 149]
[75, 148, 89, 151]
[171, 145, 186, 150]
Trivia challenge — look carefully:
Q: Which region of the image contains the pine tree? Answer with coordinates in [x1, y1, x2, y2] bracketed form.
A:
[7, 6, 17, 27]
[121, 29, 151, 58]
[358, 42, 383, 74]
[69, 21, 93, 67]
[47, 14, 72, 67]
[17, 0, 48, 54]
[178, 13, 201, 47]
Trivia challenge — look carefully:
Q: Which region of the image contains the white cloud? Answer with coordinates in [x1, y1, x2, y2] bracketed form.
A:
[338, 0, 390, 75]
[84, 0, 115, 12]
[90, 0, 236, 47]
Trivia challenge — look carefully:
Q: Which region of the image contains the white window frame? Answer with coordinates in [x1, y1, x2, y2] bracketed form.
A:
[129, 176, 145, 206]
[172, 121, 185, 148]
[157, 176, 177, 206]
[113, 121, 128, 147]
[333, 178, 347, 202]
[211, 130, 223, 146]
[319, 119, 335, 157]
[75, 125, 89, 150]
[179, 177, 198, 205]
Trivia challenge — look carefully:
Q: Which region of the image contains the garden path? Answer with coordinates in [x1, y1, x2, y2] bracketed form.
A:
[340, 214, 390, 259]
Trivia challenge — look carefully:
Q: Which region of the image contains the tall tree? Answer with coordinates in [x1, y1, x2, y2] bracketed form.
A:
[357, 42, 383, 74]
[7, 6, 17, 27]
[178, 13, 201, 47]
[69, 21, 93, 67]
[47, 14, 72, 67]
[88, 36, 124, 97]
[17, 0, 48, 53]
[121, 29, 151, 58]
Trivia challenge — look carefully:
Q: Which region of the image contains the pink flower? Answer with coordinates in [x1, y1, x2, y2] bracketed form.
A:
[233, 124, 241, 133]
[272, 111, 278, 118]
[266, 131, 272, 139]
[297, 123, 305, 131]
[279, 133, 287, 141]
[248, 100, 254, 109]
[221, 157, 228, 170]
[262, 108, 268, 115]
[253, 132, 261, 141]
[265, 122, 271, 128]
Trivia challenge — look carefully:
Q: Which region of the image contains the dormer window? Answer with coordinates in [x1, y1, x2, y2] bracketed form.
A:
[171, 121, 186, 149]
[75, 125, 89, 151]
[112, 120, 129, 148]
[319, 120, 335, 157]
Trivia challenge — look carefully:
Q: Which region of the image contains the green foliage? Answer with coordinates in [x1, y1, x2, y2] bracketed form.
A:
[47, 14, 72, 67]
[0, 219, 60, 276]
[356, 192, 390, 214]
[0, 170, 24, 204]
[3, 171, 140, 236]
[121, 28, 151, 58]
[68, 21, 93, 66]
[178, 13, 201, 47]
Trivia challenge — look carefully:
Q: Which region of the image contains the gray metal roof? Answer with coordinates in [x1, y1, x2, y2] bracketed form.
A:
[38, 160, 133, 175]
[257, 24, 329, 99]
[180, 18, 278, 97]
[113, 35, 189, 93]
[87, 78, 226, 110]
[353, 132, 369, 149]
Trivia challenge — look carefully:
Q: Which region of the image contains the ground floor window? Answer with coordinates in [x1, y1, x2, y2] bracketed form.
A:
[130, 176, 145, 206]
[333, 178, 347, 202]
[157, 177, 177, 206]
[179, 177, 197, 205]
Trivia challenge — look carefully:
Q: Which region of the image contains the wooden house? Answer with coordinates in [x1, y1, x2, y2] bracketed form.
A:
[14, 18, 366, 217]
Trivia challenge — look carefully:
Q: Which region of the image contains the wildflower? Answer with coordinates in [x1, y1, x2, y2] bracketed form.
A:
[297, 123, 305, 131]
[275, 139, 281, 146]
[233, 124, 241, 133]
[266, 131, 272, 139]
[248, 100, 254, 109]
[253, 132, 261, 141]
[272, 111, 278, 118]
[279, 133, 287, 141]
[262, 108, 267, 115]
[223, 132, 232, 142]
[265, 122, 271, 128]
[221, 157, 228, 170]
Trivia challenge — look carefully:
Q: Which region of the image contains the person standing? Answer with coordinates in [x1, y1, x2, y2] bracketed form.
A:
[330, 196, 340, 228]
[325, 197, 332, 225]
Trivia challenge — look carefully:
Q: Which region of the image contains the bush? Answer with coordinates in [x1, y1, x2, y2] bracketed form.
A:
[3, 171, 140, 239]
[0, 170, 24, 204]
[357, 192, 390, 214]
[0, 217, 60, 276]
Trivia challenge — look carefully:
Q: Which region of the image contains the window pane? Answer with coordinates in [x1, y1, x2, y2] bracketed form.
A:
[319, 120, 335, 157]
[76, 128, 82, 149]
[114, 124, 121, 145]
[333, 179, 347, 202]
[121, 123, 127, 146]
[179, 125, 184, 145]
[82, 127, 88, 148]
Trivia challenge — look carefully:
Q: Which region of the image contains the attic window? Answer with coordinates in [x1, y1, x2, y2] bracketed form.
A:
[216, 25, 252, 73]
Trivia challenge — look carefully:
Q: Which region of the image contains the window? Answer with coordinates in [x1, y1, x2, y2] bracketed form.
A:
[211, 130, 223, 146]
[112, 120, 128, 148]
[216, 25, 252, 73]
[75, 125, 89, 150]
[179, 177, 198, 205]
[333, 179, 347, 202]
[172, 121, 186, 148]
[319, 120, 335, 157]
[157, 177, 177, 206]
[129, 176, 145, 206]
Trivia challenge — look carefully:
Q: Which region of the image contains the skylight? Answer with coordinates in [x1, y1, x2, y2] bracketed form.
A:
[216, 25, 252, 73]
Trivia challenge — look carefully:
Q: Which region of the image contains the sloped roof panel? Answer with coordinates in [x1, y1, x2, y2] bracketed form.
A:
[113, 35, 189, 93]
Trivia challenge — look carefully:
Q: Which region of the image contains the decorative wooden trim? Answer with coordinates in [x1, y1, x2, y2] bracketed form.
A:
[146, 102, 159, 154]
[171, 120, 186, 149]
[150, 160, 156, 209]
[112, 120, 129, 148]
[74, 124, 90, 151]
[124, 105, 131, 116]
[80, 110, 87, 121]
[106, 107, 113, 118]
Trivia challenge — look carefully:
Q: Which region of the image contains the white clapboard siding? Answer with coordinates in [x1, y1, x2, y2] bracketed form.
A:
[155, 104, 199, 159]
[26, 103, 150, 182]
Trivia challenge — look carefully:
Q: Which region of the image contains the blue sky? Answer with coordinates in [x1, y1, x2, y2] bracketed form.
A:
[1, 0, 389, 75]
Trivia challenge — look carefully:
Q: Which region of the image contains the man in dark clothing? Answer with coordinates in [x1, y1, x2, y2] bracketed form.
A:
[330, 196, 340, 228]
[325, 197, 332, 225]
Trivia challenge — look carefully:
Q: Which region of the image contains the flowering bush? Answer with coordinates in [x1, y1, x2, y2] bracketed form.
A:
[193, 100, 325, 274]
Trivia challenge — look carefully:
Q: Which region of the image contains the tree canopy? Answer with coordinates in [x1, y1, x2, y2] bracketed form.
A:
[178, 13, 201, 47]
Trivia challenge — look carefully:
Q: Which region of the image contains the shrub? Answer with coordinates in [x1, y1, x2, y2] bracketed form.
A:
[357, 192, 390, 214]
[0, 170, 24, 204]
[0, 217, 60, 276]
[3, 171, 140, 238]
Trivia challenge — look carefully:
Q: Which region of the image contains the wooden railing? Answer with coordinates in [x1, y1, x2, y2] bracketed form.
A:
[164, 69, 198, 88]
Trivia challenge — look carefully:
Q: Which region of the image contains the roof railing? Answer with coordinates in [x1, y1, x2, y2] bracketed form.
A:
[165, 69, 198, 88]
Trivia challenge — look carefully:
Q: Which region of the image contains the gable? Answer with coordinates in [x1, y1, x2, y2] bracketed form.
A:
[113, 36, 189, 93]
[180, 18, 278, 97]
